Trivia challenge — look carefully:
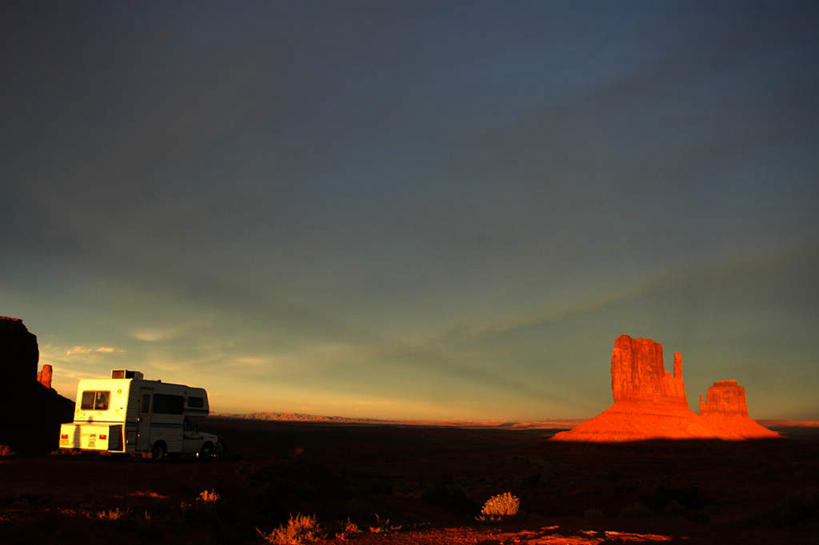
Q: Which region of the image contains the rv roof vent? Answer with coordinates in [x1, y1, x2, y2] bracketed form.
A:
[111, 369, 144, 380]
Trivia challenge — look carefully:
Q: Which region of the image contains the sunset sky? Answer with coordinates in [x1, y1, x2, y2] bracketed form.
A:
[2, 1, 817, 420]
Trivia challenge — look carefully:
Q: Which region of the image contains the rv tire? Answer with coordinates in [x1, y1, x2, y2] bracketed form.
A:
[151, 441, 167, 461]
[198, 442, 214, 461]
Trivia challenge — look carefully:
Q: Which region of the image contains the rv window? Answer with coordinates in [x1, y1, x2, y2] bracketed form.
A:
[94, 391, 109, 410]
[141, 394, 151, 413]
[153, 394, 184, 415]
[81, 391, 95, 410]
[187, 396, 204, 408]
[80, 391, 110, 410]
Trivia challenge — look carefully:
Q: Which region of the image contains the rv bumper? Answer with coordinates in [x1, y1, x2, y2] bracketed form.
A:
[59, 423, 124, 452]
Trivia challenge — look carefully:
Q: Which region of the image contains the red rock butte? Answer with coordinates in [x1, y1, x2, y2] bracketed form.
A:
[552, 334, 779, 441]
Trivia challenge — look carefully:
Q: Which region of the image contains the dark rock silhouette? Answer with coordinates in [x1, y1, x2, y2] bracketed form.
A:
[0, 316, 74, 454]
[0, 316, 39, 384]
[553, 335, 779, 441]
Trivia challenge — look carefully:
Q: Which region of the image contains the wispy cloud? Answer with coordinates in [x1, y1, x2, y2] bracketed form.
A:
[64, 346, 124, 356]
[131, 329, 175, 342]
[41, 344, 126, 361]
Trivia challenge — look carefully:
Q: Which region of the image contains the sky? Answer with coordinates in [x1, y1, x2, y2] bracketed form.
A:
[2, 1, 818, 420]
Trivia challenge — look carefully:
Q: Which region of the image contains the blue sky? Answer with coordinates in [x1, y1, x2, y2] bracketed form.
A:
[2, 1, 817, 419]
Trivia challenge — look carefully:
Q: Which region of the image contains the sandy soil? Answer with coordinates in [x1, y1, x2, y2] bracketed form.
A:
[1, 419, 817, 544]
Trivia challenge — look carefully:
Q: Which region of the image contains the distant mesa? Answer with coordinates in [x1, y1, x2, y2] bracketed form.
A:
[552, 334, 779, 441]
[0, 316, 74, 454]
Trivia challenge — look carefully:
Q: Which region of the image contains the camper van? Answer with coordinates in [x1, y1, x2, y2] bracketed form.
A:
[59, 370, 223, 460]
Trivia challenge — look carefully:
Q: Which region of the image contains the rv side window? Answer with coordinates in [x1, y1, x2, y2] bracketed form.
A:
[187, 396, 204, 408]
[153, 394, 184, 415]
[80, 391, 110, 410]
[141, 394, 151, 413]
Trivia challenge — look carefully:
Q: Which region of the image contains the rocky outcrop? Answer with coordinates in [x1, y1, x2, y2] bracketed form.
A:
[0, 317, 74, 454]
[553, 335, 779, 441]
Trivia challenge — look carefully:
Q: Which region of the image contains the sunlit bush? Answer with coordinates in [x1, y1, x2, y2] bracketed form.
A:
[257, 513, 322, 545]
[335, 518, 362, 540]
[96, 508, 125, 521]
[196, 489, 221, 503]
[478, 492, 520, 521]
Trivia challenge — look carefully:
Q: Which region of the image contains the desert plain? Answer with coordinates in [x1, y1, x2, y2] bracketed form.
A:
[1, 417, 818, 545]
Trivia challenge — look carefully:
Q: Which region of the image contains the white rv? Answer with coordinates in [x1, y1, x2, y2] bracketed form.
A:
[59, 369, 223, 460]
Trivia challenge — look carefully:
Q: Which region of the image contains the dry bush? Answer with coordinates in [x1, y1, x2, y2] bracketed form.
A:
[368, 513, 401, 534]
[478, 492, 520, 521]
[257, 513, 322, 545]
[197, 489, 221, 503]
[336, 518, 362, 540]
[60, 507, 130, 521]
[97, 508, 123, 521]
[96, 507, 131, 521]
[0, 444, 14, 457]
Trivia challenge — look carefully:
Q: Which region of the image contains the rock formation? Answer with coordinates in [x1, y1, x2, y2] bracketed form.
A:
[611, 335, 686, 406]
[698, 380, 779, 439]
[0, 316, 39, 384]
[37, 363, 53, 389]
[0, 316, 74, 454]
[700, 380, 747, 416]
[552, 335, 779, 441]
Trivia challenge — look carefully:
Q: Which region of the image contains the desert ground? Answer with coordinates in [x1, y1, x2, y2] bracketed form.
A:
[1, 418, 817, 545]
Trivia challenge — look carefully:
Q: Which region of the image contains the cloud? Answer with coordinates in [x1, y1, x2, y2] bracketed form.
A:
[131, 329, 175, 342]
[64, 346, 124, 356]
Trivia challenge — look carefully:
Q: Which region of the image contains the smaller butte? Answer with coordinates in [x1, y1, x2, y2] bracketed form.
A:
[698, 380, 778, 439]
[552, 335, 779, 441]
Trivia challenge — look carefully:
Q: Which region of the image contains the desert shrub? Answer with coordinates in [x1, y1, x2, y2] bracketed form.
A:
[182, 490, 225, 523]
[197, 489, 221, 503]
[96, 507, 131, 521]
[258, 513, 322, 545]
[60, 506, 131, 521]
[478, 492, 520, 521]
[0, 444, 15, 457]
[335, 518, 362, 540]
[368, 513, 401, 534]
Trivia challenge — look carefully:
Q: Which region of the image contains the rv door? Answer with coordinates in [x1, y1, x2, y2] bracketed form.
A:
[136, 390, 153, 452]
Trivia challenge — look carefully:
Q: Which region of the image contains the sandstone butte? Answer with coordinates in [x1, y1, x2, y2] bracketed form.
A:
[552, 334, 779, 441]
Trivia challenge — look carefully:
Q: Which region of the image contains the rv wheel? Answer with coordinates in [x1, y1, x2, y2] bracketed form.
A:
[151, 441, 167, 461]
[199, 442, 214, 460]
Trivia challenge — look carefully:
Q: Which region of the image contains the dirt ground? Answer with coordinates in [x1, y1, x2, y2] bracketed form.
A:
[1, 418, 817, 545]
